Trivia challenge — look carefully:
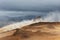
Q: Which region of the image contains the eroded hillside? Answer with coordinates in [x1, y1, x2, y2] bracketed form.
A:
[0, 22, 60, 40]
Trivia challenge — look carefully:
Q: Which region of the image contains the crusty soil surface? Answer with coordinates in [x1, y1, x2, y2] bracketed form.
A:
[0, 22, 60, 40]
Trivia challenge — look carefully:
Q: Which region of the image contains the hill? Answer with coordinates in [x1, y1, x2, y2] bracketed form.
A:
[0, 22, 60, 40]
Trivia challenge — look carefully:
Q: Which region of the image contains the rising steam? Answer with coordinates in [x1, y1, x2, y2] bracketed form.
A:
[0, 19, 41, 33]
[0, 11, 60, 33]
[43, 11, 60, 22]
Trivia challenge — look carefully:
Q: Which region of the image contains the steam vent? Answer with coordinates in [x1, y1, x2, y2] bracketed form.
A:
[0, 22, 60, 40]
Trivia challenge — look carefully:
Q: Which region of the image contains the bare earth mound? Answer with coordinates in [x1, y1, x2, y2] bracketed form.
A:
[0, 22, 60, 40]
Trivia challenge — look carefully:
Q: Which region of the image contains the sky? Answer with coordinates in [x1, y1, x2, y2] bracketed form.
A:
[0, 0, 60, 16]
[0, 0, 60, 11]
[0, 0, 60, 27]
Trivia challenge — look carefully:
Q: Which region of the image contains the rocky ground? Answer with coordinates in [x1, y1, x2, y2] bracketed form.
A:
[0, 22, 60, 40]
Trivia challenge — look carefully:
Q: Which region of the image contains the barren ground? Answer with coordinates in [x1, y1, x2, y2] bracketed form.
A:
[0, 22, 60, 40]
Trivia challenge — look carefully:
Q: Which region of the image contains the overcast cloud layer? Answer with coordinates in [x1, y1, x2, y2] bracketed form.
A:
[0, 0, 60, 11]
[0, 0, 60, 27]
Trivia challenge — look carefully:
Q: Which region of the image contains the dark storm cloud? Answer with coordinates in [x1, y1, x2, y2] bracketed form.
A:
[0, 0, 60, 11]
